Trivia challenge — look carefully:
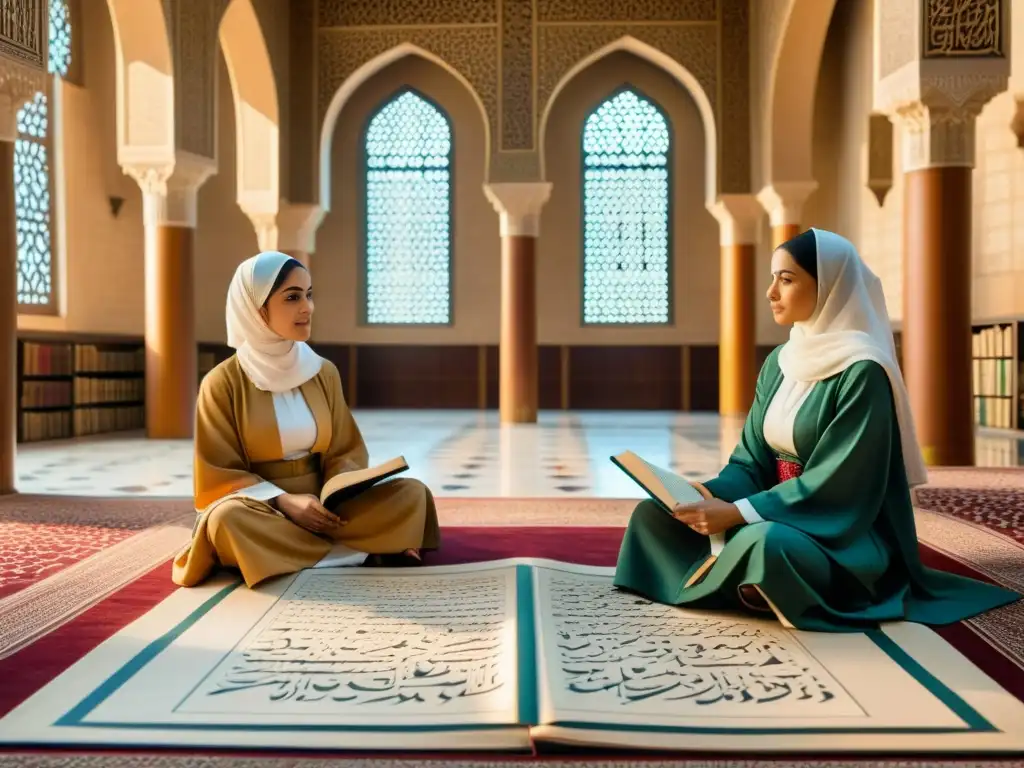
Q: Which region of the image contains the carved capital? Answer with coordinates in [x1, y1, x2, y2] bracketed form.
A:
[708, 194, 763, 246]
[483, 182, 553, 238]
[0, 58, 46, 142]
[123, 152, 216, 228]
[755, 181, 818, 227]
[877, 66, 1008, 171]
[243, 201, 326, 253]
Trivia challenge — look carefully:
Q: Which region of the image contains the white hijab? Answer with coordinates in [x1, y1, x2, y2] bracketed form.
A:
[226, 251, 323, 393]
[777, 229, 928, 488]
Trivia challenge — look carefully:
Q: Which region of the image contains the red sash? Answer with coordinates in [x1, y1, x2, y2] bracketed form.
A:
[776, 457, 803, 483]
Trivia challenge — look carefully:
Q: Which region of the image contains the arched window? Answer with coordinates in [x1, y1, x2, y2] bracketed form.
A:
[15, 0, 72, 309]
[581, 88, 671, 325]
[362, 89, 453, 325]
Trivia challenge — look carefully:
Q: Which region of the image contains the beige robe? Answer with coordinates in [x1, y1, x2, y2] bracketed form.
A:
[173, 356, 440, 588]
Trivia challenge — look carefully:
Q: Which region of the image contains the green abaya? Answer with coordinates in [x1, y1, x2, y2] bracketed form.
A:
[613, 347, 1020, 633]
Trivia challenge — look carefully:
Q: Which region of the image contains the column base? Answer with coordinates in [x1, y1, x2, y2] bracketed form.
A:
[903, 166, 973, 467]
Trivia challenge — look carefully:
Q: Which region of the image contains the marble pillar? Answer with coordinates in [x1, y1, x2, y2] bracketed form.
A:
[484, 183, 552, 424]
[125, 156, 215, 439]
[0, 53, 47, 494]
[875, 0, 1009, 466]
[710, 195, 764, 416]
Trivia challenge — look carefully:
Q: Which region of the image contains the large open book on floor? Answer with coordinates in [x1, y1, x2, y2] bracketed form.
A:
[611, 449, 724, 586]
[319, 455, 408, 510]
[1, 559, 1022, 754]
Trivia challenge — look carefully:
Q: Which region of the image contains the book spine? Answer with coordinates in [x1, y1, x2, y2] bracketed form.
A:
[516, 564, 539, 727]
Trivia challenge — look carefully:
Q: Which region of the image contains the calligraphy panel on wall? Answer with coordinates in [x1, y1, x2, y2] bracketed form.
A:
[923, 0, 1003, 58]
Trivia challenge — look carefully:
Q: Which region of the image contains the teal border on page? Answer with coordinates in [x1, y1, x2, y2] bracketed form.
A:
[549, 630, 996, 736]
[53, 578, 995, 737]
[55, 578, 513, 734]
[515, 564, 539, 726]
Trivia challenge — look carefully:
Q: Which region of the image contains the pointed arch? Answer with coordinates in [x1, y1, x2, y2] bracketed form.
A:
[580, 86, 673, 325]
[539, 35, 717, 207]
[360, 87, 454, 325]
[218, 0, 280, 219]
[103, 0, 175, 160]
[766, 0, 837, 183]
[318, 42, 490, 212]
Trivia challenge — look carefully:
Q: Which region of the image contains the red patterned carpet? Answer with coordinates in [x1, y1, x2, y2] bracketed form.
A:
[915, 487, 1024, 544]
[0, 523, 136, 598]
[0, 496, 191, 599]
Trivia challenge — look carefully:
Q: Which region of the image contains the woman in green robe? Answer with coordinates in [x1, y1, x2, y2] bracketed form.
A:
[613, 228, 1020, 632]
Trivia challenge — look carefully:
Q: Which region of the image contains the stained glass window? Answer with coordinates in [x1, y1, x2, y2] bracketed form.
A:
[15, 0, 72, 308]
[582, 88, 671, 325]
[363, 89, 452, 325]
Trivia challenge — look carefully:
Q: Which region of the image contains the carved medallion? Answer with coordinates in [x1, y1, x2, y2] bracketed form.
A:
[923, 0, 1002, 58]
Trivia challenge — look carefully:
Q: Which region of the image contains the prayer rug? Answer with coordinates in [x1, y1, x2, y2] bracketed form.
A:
[0, 527, 1021, 761]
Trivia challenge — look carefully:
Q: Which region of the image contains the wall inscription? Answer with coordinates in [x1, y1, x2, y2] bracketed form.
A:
[923, 0, 1002, 58]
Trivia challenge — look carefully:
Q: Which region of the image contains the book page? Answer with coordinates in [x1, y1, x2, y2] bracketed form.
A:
[533, 566, 965, 732]
[1, 562, 527, 749]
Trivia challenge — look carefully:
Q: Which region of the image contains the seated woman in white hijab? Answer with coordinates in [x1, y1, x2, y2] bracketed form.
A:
[614, 229, 1020, 632]
[173, 251, 440, 589]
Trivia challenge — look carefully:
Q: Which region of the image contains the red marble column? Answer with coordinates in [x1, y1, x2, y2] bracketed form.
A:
[903, 166, 973, 466]
[500, 235, 538, 422]
[0, 141, 16, 493]
[485, 183, 552, 424]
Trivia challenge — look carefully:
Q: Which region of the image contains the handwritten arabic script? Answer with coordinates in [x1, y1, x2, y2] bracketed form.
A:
[188, 573, 510, 713]
[545, 573, 851, 714]
[925, 0, 1001, 57]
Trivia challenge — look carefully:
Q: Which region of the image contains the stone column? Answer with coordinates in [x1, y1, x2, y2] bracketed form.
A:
[875, 0, 1009, 467]
[0, 54, 47, 494]
[125, 155, 215, 439]
[245, 202, 324, 272]
[757, 181, 818, 249]
[710, 195, 764, 416]
[484, 182, 552, 424]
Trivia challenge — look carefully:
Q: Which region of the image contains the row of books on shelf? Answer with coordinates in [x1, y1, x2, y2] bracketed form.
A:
[972, 324, 1015, 358]
[973, 396, 1016, 430]
[972, 357, 1014, 397]
[20, 378, 144, 409]
[22, 341, 145, 376]
[19, 405, 146, 443]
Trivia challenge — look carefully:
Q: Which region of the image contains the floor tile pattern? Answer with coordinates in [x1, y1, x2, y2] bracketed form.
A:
[12, 410, 1024, 499]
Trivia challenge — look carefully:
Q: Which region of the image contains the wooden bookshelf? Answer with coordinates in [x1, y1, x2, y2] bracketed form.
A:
[17, 337, 146, 443]
[971, 322, 1019, 430]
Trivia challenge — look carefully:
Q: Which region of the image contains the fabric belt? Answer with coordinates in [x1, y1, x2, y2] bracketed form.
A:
[250, 453, 321, 480]
[775, 456, 803, 483]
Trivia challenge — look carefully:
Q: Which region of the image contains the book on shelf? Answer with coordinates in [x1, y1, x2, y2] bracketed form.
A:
[4, 558, 1022, 753]
[972, 324, 1014, 358]
[320, 455, 409, 510]
[610, 449, 723, 587]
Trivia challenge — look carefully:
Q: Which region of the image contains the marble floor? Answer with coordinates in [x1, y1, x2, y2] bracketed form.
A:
[12, 410, 1024, 498]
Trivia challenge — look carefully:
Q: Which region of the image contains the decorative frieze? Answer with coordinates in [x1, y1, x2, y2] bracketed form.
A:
[923, 0, 1003, 59]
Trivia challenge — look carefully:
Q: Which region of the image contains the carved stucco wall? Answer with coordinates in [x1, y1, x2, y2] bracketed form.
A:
[0, 0, 48, 71]
[749, 0, 792, 191]
[316, 0, 751, 193]
[161, 0, 231, 160]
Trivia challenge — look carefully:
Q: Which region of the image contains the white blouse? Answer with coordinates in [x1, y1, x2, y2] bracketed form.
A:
[733, 374, 817, 525]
